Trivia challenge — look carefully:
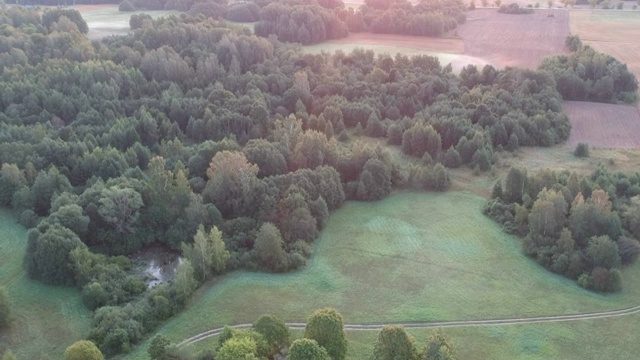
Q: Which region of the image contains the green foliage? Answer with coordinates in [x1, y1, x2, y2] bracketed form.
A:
[217, 336, 258, 360]
[540, 46, 638, 103]
[287, 338, 329, 360]
[374, 325, 420, 360]
[565, 35, 583, 52]
[24, 222, 86, 286]
[64, 340, 103, 360]
[253, 223, 288, 272]
[42, 9, 89, 34]
[172, 259, 198, 306]
[574, 143, 590, 158]
[423, 329, 455, 360]
[148, 334, 171, 359]
[182, 225, 230, 280]
[0, 286, 10, 329]
[305, 308, 348, 360]
[253, 314, 290, 357]
[226, 1, 260, 22]
[486, 166, 639, 292]
[255, 1, 347, 44]
[498, 3, 534, 13]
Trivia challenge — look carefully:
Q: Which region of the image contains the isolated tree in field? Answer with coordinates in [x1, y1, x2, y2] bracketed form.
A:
[574, 143, 589, 157]
[148, 334, 171, 359]
[481, 0, 488, 6]
[374, 325, 420, 360]
[254, 223, 287, 271]
[182, 225, 230, 280]
[287, 338, 329, 360]
[423, 329, 455, 360]
[64, 340, 104, 360]
[305, 308, 348, 360]
[253, 314, 290, 357]
[0, 286, 10, 329]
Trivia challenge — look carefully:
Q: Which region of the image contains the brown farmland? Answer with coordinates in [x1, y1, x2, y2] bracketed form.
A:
[457, 9, 570, 69]
[563, 101, 640, 149]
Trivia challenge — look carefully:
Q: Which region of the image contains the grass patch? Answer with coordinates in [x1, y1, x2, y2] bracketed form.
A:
[74, 5, 179, 39]
[128, 191, 640, 359]
[0, 208, 90, 359]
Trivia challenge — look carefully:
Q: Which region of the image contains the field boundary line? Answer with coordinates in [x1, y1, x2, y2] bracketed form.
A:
[177, 304, 640, 347]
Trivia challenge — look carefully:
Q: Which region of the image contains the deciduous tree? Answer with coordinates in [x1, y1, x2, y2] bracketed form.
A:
[305, 308, 348, 360]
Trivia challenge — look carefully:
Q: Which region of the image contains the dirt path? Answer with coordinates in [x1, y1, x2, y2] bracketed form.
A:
[177, 304, 640, 347]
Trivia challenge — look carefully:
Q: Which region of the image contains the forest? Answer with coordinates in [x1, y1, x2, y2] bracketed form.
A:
[0, 1, 638, 358]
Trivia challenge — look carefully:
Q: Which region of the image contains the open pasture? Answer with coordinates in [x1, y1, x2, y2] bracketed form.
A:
[458, 9, 570, 69]
[0, 209, 90, 359]
[563, 101, 640, 148]
[128, 191, 640, 359]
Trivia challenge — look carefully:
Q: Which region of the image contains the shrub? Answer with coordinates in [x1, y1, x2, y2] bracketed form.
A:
[119, 0, 136, 11]
[574, 143, 589, 158]
[498, 3, 534, 13]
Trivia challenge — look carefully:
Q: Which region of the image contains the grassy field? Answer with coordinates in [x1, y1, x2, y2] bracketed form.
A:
[72, 5, 179, 39]
[0, 209, 90, 359]
[127, 191, 640, 359]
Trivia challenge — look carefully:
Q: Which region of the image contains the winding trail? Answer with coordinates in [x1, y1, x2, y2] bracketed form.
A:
[178, 304, 640, 347]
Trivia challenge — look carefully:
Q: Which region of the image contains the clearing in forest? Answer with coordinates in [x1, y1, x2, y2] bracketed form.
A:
[458, 8, 570, 69]
[563, 101, 640, 148]
[73, 5, 178, 39]
[303, 32, 490, 73]
[128, 191, 640, 360]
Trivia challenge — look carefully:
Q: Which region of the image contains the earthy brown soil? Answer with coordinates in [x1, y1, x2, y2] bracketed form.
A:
[563, 101, 640, 148]
[457, 8, 570, 69]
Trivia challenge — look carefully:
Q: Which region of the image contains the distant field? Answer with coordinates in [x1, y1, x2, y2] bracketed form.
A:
[128, 191, 640, 359]
[302, 32, 489, 72]
[458, 8, 570, 69]
[563, 101, 640, 148]
[570, 10, 640, 97]
[72, 4, 178, 39]
[0, 209, 90, 359]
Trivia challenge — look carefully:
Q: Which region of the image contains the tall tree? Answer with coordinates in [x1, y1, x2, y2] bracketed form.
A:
[64, 340, 104, 360]
[287, 338, 329, 360]
[374, 325, 419, 360]
[304, 308, 348, 360]
[423, 329, 455, 360]
[253, 223, 287, 271]
[253, 314, 290, 357]
[181, 225, 230, 280]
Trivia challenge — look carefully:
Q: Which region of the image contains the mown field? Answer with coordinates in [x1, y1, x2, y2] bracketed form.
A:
[127, 191, 640, 359]
[72, 4, 178, 39]
[0, 209, 90, 359]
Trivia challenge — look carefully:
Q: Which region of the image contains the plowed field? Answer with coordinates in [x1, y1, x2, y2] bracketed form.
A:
[564, 101, 640, 148]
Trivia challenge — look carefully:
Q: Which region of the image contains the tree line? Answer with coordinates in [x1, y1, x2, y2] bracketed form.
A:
[485, 166, 640, 292]
[540, 35, 638, 104]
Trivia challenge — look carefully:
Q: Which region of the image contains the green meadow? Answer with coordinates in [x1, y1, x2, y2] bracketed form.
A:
[127, 191, 640, 359]
[0, 208, 90, 359]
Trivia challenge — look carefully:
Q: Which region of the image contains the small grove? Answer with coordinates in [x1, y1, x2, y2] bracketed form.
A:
[485, 166, 640, 292]
[0, 4, 636, 358]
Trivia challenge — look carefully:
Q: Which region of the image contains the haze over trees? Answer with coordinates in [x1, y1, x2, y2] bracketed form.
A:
[1, 2, 638, 357]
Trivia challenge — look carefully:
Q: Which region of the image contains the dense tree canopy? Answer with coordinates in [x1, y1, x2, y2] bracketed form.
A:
[485, 166, 640, 292]
[305, 308, 348, 360]
[0, 4, 634, 356]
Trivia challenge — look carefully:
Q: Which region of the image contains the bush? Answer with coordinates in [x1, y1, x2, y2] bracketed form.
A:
[574, 142, 590, 157]
[119, 0, 136, 11]
[565, 34, 582, 52]
[498, 3, 534, 13]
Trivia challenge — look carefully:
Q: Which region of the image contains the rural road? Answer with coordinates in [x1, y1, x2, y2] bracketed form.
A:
[177, 304, 640, 347]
